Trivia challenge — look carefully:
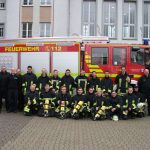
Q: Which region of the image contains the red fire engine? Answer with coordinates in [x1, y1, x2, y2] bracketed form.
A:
[0, 36, 149, 85]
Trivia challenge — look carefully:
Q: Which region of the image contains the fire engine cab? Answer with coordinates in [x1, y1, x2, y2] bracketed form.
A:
[0, 36, 150, 85]
[83, 43, 150, 85]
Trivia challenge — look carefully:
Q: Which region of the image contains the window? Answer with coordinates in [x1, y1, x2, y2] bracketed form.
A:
[40, 23, 51, 37]
[40, 0, 51, 5]
[143, 2, 150, 38]
[22, 23, 32, 38]
[0, 3, 5, 9]
[91, 48, 108, 65]
[82, 0, 96, 36]
[0, 24, 4, 37]
[23, 0, 33, 5]
[145, 49, 150, 68]
[103, 1, 116, 38]
[123, 2, 136, 39]
[131, 48, 145, 65]
[113, 48, 126, 66]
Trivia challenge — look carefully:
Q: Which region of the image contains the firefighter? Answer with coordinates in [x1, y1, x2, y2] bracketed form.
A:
[22, 66, 37, 96]
[138, 69, 150, 115]
[123, 86, 138, 119]
[7, 68, 19, 113]
[16, 69, 24, 111]
[55, 86, 71, 119]
[75, 70, 88, 94]
[115, 67, 131, 96]
[24, 84, 39, 116]
[0, 66, 10, 112]
[49, 69, 61, 93]
[61, 69, 75, 96]
[134, 85, 146, 118]
[101, 71, 113, 98]
[88, 71, 101, 92]
[93, 90, 108, 121]
[71, 87, 87, 119]
[108, 91, 122, 121]
[38, 84, 56, 117]
[85, 87, 97, 118]
[37, 68, 50, 93]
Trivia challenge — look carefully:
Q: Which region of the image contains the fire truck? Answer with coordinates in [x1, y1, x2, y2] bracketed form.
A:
[0, 37, 150, 85]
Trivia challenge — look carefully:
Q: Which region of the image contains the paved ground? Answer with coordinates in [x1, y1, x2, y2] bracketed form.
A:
[1, 111, 150, 150]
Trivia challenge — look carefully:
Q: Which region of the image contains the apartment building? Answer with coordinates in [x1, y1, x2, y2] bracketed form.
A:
[0, 0, 150, 44]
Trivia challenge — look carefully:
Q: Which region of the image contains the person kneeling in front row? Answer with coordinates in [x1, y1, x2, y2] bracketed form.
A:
[55, 86, 71, 119]
[71, 87, 87, 119]
[108, 91, 122, 121]
[24, 84, 39, 116]
[38, 84, 56, 117]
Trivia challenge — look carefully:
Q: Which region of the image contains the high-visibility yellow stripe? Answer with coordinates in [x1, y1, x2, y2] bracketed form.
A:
[133, 74, 141, 78]
[85, 60, 91, 63]
[96, 74, 105, 78]
[88, 65, 99, 68]
[21, 72, 78, 78]
[96, 74, 118, 78]
[85, 55, 91, 59]
[110, 74, 118, 78]
[50, 73, 78, 78]
[89, 69, 103, 73]
[85, 73, 90, 77]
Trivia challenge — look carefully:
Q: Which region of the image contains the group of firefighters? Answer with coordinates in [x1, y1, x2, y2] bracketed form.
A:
[0, 65, 150, 121]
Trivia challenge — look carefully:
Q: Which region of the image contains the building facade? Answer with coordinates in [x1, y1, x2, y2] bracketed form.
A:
[0, 0, 150, 44]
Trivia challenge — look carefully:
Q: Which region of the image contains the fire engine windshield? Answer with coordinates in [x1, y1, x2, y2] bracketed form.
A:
[131, 48, 145, 65]
[91, 48, 108, 65]
[145, 49, 150, 69]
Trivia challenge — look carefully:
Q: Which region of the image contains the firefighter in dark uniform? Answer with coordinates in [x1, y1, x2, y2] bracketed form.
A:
[38, 84, 56, 117]
[134, 85, 145, 103]
[24, 84, 39, 116]
[101, 71, 113, 98]
[37, 68, 50, 93]
[22, 66, 37, 96]
[134, 85, 145, 118]
[138, 69, 150, 115]
[55, 86, 71, 119]
[85, 87, 97, 117]
[61, 69, 75, 96]
[108, 91, 122, 121]
[75, 70, 88, 94]
[49, 69, 61, 93]
[0, 66, 10, 112]
[71, 87, 87, 119]
[115, 67, 131, 96]
[7, 68, 19, 113]
[93, 90, 108, 120]
[123, 87, 138, 119]
[88, 71, 101, 93]
[16, 69, 24, 111]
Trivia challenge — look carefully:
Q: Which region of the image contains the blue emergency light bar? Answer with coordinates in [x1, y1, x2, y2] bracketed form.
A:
[143, 39, 150, 45]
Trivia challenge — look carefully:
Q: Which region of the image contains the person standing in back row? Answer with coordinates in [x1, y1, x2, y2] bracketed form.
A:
[75, 70, 88, 94]
[49, 70, 61, 93]
[115, 67, 130, 96]
[37, 68, 50, 93]
[138, 69, 150, 115]
[61, 69, 75, 96]
[88, 71, 101, 93]
[0, 66, 10, 112]
[16, 69, 24, 111]
[7, 68, 19, 113]
[22, 66, 37, 96]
